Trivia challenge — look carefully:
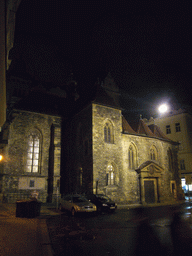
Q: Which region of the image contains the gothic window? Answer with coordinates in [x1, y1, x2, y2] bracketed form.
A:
[26, 129, 41, 173]
[106, 164, 114, 185]
[150, 146, 158, 161]
[180, 159, 185, 170]
[167, 148, 173, 172]
[104, 121, 114, 143]
[128, 144, 137, 169]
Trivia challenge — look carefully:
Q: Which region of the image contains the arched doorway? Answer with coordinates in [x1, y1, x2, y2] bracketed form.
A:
[136, 161, 163, 204]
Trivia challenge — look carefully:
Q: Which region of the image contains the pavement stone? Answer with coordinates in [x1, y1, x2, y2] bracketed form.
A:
[0, 203, 59, 256]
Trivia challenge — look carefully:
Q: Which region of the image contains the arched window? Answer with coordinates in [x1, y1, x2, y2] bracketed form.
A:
[167, 148, 173, 172]
[26, 129, 41, 173]
[106, 164, 114, 185]
[150, 146, 158, 161]
[128, 144, 137, 169]
[104, 121, 114, 143]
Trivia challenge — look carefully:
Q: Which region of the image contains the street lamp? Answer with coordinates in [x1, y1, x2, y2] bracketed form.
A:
[0, 154, 3, 161]
[158, 104, 168, 114]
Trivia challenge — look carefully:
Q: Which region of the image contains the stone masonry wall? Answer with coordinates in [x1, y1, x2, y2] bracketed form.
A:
[2, 110, 61, 202]
[122, 134, 176, 203]
[92, 104, 123, 202]
[92, 103, 179, 204]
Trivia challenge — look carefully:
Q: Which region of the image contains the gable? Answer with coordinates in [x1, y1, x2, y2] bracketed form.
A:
[136, 161, 163, 178]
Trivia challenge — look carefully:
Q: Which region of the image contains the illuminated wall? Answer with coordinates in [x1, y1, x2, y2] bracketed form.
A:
[2, 110, 61, 202]
[63, 95, 181, 204]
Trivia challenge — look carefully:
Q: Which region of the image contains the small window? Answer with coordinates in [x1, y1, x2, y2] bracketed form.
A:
[150, 146, 157, 161]
[29, 180, 35, 187]
[166, 125, 171, 134]
[128, 144, 137, 169]
[150, 148, 156, 160]
[175, 123, 181, 132]
[106, 164, 114, 185]
[104, 124, 111, 143]
[129, 146, 134, 169]
[104, 122, 114, 143]
[180, 159, 185, 170]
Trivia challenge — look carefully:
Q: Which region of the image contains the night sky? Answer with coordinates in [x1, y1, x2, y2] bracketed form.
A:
[9, 0, 191, 119]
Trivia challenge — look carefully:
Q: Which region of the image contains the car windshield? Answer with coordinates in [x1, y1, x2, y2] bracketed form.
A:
[96, 195, 110, 201]
[72, 196, 88, 203]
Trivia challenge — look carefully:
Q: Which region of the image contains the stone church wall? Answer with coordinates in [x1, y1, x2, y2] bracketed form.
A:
[62, 100, 180, 205]
[92, 103, 179, 204]
[2, 110, 61, 203]
[122, 134, 177, 204]
[92, 104, 124, 202]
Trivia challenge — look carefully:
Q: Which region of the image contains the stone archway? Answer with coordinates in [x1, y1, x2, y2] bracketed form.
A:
[136, 161, 163, 204]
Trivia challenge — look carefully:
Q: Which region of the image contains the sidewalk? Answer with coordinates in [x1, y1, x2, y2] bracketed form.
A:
[0, 203, 60, 256]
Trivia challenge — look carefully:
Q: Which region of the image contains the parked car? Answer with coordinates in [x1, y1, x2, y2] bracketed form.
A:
[85, 194, 117, 213]
[59, 194, 97, 216]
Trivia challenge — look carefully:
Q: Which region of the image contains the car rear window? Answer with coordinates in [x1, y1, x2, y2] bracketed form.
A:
[97, 195, 110, 201]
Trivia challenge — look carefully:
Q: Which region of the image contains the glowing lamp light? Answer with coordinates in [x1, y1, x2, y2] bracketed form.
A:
[158, 104, 168, 114]
[0, 154, 3, 161]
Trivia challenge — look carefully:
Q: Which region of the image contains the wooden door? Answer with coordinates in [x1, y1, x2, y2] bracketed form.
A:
[144, 180, 155, 203]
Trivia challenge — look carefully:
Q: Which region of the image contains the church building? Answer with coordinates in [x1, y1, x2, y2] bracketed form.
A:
[0, 72, 183, 205]
[63, 73, 183, 204]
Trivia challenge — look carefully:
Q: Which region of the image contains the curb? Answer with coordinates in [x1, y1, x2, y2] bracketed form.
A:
[39, 219, 54, 256]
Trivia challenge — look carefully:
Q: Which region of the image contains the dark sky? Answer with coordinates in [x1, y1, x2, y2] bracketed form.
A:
[10, 0, 191, 119]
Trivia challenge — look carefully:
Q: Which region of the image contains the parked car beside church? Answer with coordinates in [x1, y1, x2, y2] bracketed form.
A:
[59, 194, 97, 216]
[85, 194, 117, 213]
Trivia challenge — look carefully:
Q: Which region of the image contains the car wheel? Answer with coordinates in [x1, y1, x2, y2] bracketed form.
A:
[97, 206, 102, 213]
[71, 208, 76, 216]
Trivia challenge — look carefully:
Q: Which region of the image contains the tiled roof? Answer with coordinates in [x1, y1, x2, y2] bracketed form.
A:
[123, 117, 174, 142]
[128, 119, 155, 137]
[122, 116, 137, 134]
[148, 124, 172, 141]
